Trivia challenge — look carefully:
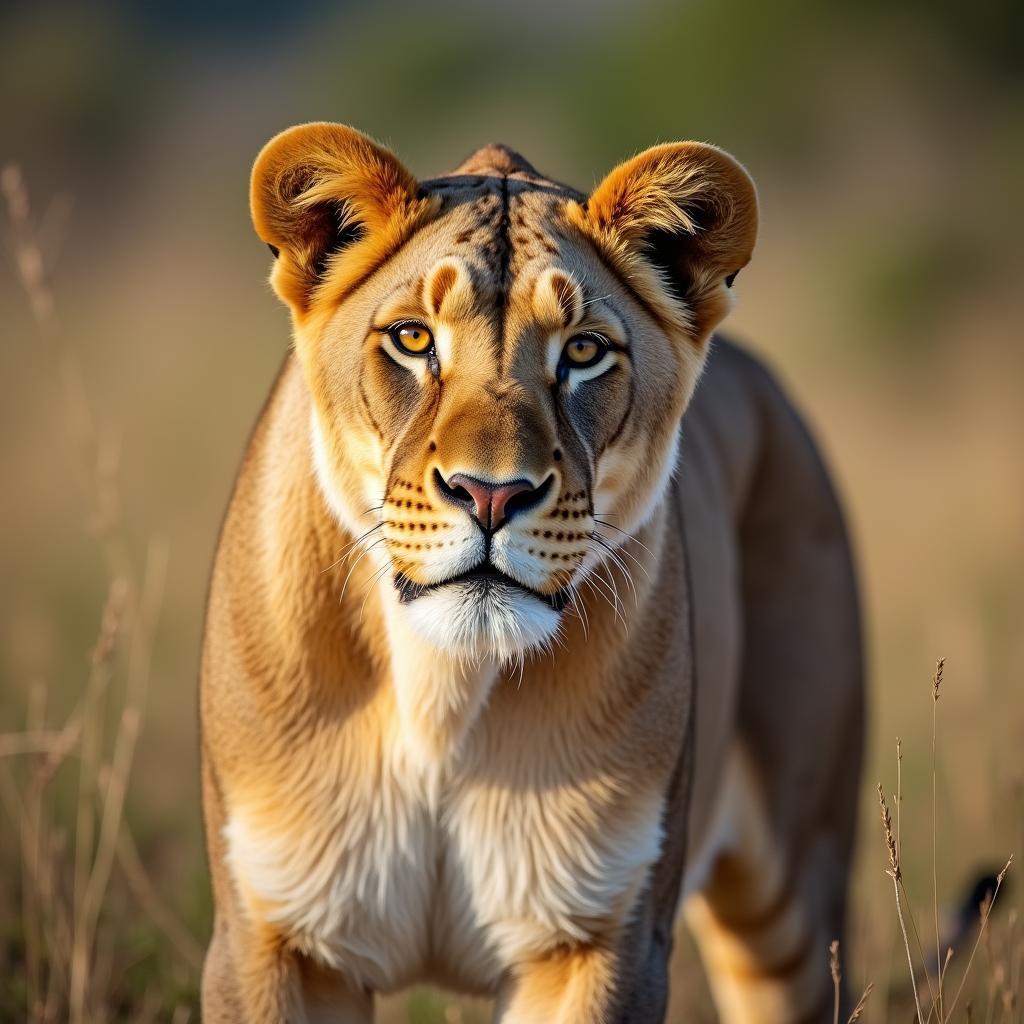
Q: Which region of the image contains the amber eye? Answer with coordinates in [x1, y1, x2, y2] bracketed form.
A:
[560, 334, 607, 369]
[389, 322, 435, 356]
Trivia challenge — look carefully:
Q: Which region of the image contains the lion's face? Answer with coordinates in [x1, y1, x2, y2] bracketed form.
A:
[251, 128, 757, 663]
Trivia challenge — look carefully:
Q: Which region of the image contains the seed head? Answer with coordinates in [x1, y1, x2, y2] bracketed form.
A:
[877, 783, 900, 881]
[932, 657, 945, 701]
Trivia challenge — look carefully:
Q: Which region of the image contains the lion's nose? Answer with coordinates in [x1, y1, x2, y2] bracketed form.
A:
[435, 470, 551, 532]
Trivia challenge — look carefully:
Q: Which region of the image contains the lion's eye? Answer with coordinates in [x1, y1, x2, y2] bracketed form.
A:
[390, 322, 434, 356]
[560, 334, 607, 369]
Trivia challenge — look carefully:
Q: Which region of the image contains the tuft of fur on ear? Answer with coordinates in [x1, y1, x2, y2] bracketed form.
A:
[570, 142, 758, 343]
[250, 123, 434, 318]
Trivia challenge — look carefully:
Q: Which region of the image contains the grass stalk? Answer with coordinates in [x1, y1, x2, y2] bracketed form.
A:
[847, 982, 873, 1023]
[879, 783, 927, 1023]
[945, 858, 1013, 1020]
[830, 939, 841, 1024]
[932, 658, 945, 1021]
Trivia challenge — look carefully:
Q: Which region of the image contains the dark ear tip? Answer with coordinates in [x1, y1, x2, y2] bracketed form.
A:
[267, 243, 281, 259]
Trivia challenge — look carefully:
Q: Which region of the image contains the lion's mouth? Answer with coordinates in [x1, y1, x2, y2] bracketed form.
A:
[394, 562, 571, 612]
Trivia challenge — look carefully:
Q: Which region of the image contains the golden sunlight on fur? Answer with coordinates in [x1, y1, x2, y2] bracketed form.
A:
[199, 122, 863, 1023]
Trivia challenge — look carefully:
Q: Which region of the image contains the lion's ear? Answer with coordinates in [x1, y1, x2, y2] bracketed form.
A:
[250, 123, 425, 317]
[580, 142, 758, 341]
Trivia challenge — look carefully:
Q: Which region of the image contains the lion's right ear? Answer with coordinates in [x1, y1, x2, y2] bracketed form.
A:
[250, 123, 430, 317]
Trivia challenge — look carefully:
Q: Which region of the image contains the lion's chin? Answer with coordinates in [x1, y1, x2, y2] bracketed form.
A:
[401, 577, 563, 665]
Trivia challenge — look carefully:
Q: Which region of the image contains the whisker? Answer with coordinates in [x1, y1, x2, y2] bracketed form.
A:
[343, 526, 386, 560]
[593, 518, 656, 559]
[595, 534, 651, 580]
[566, 584, 589, 639]
[590, 563, 625, 620]
[589, 536, 643, 593]
[592, 535, 643, 598]
[358, 563, 393, 622]
[338, 538, 387, 603]
[585, 577, 625, 633]
[598, 561, 630, 630]
[323, 522, 384, 572]
[578, 565, 627, 633]
[589, 533, 638, 602]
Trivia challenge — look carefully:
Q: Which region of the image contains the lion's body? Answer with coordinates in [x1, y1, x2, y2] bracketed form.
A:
[200, 127, 863, 1023]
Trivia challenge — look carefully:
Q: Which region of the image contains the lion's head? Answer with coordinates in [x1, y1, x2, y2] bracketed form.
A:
[250, 124, 757, 664]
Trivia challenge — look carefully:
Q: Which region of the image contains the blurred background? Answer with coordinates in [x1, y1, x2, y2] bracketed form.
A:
[2, 0, 1022, 1019]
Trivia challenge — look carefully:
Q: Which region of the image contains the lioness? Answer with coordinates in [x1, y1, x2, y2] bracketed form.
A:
[200, 123, 863, 1023]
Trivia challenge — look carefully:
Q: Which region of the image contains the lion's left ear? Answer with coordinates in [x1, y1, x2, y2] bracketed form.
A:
[250, 122, 432, 318]
[576, 142, 758, 341]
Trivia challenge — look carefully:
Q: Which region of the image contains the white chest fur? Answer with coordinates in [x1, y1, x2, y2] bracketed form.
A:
[224, 695, 665, 994]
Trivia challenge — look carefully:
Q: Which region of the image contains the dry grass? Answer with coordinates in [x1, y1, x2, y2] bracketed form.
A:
[875, 660, 1016, 1023]
[831, 939, 874, 1024]
[2, 167, 1021, 1022]
[1, 165, 199, 1023]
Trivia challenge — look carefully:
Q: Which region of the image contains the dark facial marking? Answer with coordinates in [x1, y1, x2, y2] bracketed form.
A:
[490, 175, 515, 375]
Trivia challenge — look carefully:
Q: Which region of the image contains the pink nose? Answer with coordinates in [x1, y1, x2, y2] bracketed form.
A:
[440, 472, 544, 531]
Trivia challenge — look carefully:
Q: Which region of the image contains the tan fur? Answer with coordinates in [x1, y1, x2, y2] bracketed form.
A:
[200, 124, 863, 1022]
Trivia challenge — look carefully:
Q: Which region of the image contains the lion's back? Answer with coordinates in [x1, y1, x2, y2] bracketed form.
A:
[678, 335, 864, 862]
